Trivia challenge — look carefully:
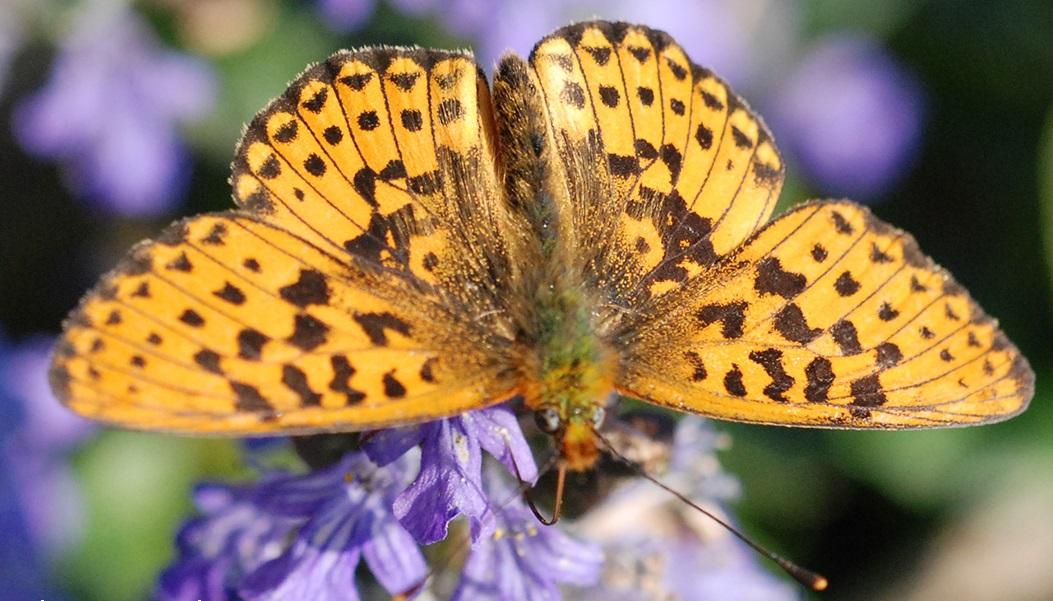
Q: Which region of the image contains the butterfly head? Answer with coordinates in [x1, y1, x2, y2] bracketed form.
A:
[534, 403, 606, 471]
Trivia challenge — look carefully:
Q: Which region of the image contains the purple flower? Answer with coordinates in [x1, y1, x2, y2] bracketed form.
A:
[315, 0, 377, 32]
[365, 404, 538, 544]
[452, 467, 604, 601]
[769, 34, 925, 200]
[13, 6, 215, 216]
[0, 335, 94, 558]
[159, 405, 540, 600]
[157, 453, 427, 601]
[573, 418, 798, 600]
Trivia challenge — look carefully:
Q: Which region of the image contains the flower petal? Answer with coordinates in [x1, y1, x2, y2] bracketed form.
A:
[468, 406, 538, 484]
[362, 515, 428, 594]
[394, 419, 489, 543]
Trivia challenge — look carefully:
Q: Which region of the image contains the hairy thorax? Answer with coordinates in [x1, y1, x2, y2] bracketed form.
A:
[518, 281, 617, 472]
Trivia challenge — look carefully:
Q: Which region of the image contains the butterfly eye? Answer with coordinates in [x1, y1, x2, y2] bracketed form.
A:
[535, 407, 562, 434]
[590, 407, 606, 428]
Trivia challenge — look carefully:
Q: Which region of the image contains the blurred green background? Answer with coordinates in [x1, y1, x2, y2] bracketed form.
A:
[1, 1, 1052, 600]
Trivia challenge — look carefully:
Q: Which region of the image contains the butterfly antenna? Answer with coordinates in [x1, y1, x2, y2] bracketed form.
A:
[592, 427, 828, 592]
[512, 451, 565, 526]
[393, 454, 560, 599]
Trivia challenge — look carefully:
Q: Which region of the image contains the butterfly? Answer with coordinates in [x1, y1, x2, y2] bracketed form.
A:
[50, 21, 1033, 480]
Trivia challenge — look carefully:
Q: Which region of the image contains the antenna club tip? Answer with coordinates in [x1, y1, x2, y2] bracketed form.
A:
[811, 575, 829, 591]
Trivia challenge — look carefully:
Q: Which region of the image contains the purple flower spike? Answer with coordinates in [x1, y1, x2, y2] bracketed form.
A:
[366, 405, 538, 544]
[770, 34, 925, 201]
[13, 6, 214, 216]
[453, 469, 604, 601]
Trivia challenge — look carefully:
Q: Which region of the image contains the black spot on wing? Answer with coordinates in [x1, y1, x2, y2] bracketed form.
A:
[834, 271, 861, 297]
[322, 126, 343, 145]
[684, 351, 707, 382]
[282, 365, 321, 407]
[179, 309, 205, 327]
[695, 123, 713, 149]
[357, 110, 380, 131]
[200, 223, 228, 245]
[279, 269, 330, 308]
[166, 252, 193, 272]
[608, 154, 641, 177]
[634, 139, 658, 160]
[302, 87, 328, 113]
[585, 46, 611, 65]
[754, 257, 806, 299]
[329, 355, 365, 404]
[238, 328, 268, 360]
[723, 365, 746, 397]
[288, 314, 329, 351]
[637, 86, 655, 105]
[437, 98, 464, 124]
[194, 349, 223, 374]
[748, 348, 793, 402]
[400, 109, 423, 132]
[273, 120, 299, 143]
[831, 211, 854, 235]
[340, 72, 373, 90]
[213, 282, 246, 305]
[383, 371, 407, 398]
[831, 319, 862, 355]
[598, 85, 620, 107]
[773, 303, 822, 344]
[850, 374, 887, 407]
[696, 302, 747, 339]
[420, 357, 438, 383]
[811, 244, 828, 262]
[389, 72, 420, 91]
[353, 312, 412, 346]
[231, 381, 274, 413]
[878, 302, 899, 321]
[730, 126, 753, 149]
[869, 242, 893, 263]
[304, 154, 327, 177]
[804, 357, 834, 402]
[875, 342, 903, 368]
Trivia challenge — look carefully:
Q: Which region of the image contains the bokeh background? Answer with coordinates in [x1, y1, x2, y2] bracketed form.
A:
[2, 0, 1052, 599]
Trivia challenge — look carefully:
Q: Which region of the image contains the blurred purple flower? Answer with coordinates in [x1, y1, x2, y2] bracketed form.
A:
[574, 418, 798, 600]
[13, 6, 215, 216]
[365, 404, 538, 544]
[769, 35, 925, 200]
[0, 335, 94, 559]
[452, 467, 603, 601]
[315, 0, 377, 32]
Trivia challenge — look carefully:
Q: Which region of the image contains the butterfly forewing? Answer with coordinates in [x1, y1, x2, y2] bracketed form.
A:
[529, 22, 784, 307]
[51, 49, 520, 434]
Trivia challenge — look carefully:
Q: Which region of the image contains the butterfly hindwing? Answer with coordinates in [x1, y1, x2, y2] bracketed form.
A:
[51, 214, 516, 434]
[618, 201, 1033, 428]
[529, 22, 784, 306]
